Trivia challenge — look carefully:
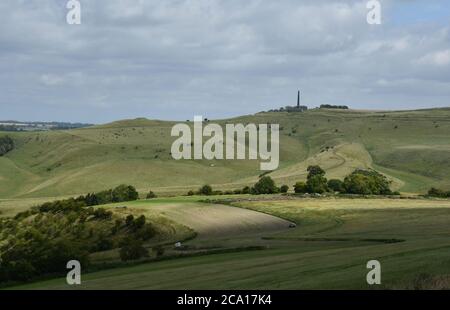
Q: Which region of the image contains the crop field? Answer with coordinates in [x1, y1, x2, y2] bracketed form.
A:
[11, 196, 450, 290]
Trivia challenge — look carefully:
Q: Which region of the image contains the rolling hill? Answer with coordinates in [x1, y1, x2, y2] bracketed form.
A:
[0, 108, 449, 199]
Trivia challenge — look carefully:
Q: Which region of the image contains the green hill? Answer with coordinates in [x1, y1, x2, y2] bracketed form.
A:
[1, 108, 449, 199]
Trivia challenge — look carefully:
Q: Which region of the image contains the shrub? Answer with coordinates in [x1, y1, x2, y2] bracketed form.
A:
[125, 215, 134, 226]
[119, 239, 148, 261]
[294, 182, 308, 194]
[93, 208, 113, 220]
[327, 179, 345, 192]
[428, 188, 450, 198]
[187, 190, 195, 196]
[199, 184, 213, 196]
[153, 245, 165, 257]
[242, 186, 251, 194]
[280, 185, 289, 193]
[112, 185, 139, 202]
[146, 191, 157, 199]
[251, 176, 278, 195]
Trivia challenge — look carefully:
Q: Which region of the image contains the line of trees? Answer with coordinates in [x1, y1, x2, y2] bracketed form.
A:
[320, 104, 349, 110]
[294, 165, 396, 195]
[188, 177, 290, 197]
[186, 166, 396, 197]
[427, 188, 450, 198]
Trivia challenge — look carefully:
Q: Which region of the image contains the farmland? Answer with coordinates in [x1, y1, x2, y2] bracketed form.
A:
[11, 196, 450, 290]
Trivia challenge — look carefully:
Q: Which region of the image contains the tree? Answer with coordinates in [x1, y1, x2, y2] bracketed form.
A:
[306, 175, 328, 194]
[294, 182, 308, 194]
[252, 176, 278, 195]
[307, 165, 325, 179]
[112, 185, 139, 202]
[328, 179, 345, 192]
[199, 184, 213, 196]
[305, 165, 328, 193]
[343, 169, 392, 195]
[280, 185, 289, 193]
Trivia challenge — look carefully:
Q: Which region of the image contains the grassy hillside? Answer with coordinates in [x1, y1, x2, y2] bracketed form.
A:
[0, 108, 449, 199]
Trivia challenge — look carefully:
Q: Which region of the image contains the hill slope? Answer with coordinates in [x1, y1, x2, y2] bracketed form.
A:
[0, 108, 449, 198]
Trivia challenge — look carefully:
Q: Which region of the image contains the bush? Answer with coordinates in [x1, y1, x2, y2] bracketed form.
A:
[112, 185, 139, 202]
[251, 176, 278, 195]
[93, 208, 113, 220]
[280, 185, 289, 193]
[343, 169, 392, 195]
[199, 184, 213, 196]
[242, 186, 251, 194]
[187, 190, 195, 196]
[146, 191, 157, 199]
[153, 245, 165, 257]
[294, 182, 308, 194]
[119, 239, 148, 261]
[428, 188, 450, 198]
[125, 215, 134, 226]
[327, 179, 345, 192]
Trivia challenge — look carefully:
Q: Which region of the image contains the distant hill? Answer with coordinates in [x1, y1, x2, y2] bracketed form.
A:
[0, 108, 449, 199]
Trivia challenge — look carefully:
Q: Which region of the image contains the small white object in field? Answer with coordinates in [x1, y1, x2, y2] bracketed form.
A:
[175, 242, 182, 248]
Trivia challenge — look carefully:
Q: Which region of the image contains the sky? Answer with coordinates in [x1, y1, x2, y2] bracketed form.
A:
[1, 0, 450, 123]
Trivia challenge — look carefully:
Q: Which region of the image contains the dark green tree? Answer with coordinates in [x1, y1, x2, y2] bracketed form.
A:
[199, 184, 213, 196]
[294, 182, 308, 194]
[252, 176, 278, 195]
[280, 185, 289, 193]
[327, 179, 345, 192]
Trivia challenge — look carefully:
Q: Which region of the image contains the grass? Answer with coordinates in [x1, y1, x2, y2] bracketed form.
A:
[1, 108, 449, 199]
[10, 196, 450, 290]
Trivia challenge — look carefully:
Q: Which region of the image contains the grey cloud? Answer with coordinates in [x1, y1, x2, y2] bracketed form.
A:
[0, 0, 449, 123]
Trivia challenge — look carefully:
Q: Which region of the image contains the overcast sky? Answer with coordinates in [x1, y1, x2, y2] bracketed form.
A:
[1, 0, 450, 123]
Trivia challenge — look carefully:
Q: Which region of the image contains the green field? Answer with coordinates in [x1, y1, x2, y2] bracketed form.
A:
[1, 108, 449, 199]
[11, 196, 450, 290]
